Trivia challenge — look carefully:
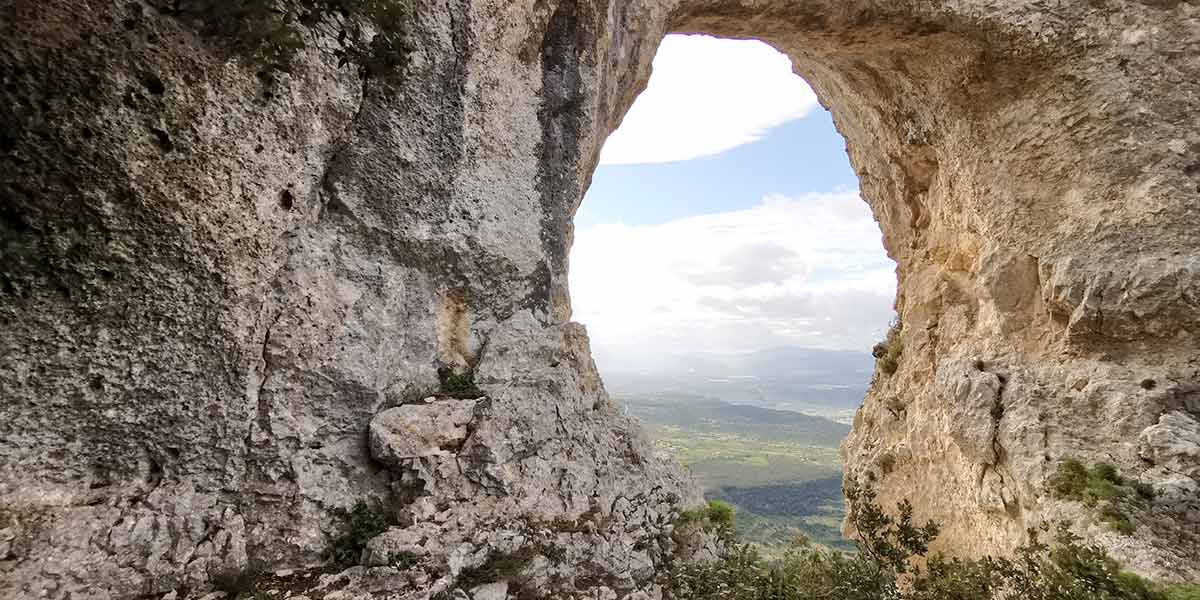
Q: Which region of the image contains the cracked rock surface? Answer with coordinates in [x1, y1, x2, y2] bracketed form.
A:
[2, 0, 1199, 597]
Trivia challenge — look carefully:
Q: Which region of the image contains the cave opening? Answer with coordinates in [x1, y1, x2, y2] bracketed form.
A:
[569, 33, 896, 553]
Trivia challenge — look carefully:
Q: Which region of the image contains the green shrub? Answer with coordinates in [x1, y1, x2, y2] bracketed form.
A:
[678, 500, 736, 535]
[438, 368, 482, 398]
[705, 500, 735, 531]
[160, 0, 416, 79]
[1051, 459, 1124, 506]
[325, 501, 389, 565]
[844, 484, 939, 575]
[663, 484, 1191, 600]
[1049, 459, 1146, 534]
[873, 319, 903, 376]
[667, 543, 773, 599]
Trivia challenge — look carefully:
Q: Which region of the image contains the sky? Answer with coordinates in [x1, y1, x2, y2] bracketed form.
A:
[570, 35, 896, 371]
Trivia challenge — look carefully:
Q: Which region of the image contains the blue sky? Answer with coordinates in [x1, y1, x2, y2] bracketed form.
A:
[569, 35, 896, 370]
[577, 112, 860, 229]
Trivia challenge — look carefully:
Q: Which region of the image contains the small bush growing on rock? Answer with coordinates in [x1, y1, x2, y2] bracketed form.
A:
[705, 500, 736, 531]
[1050, 458, 1146, 534]
[873, 319, 904, 376]
[678, 500, 736, 536]
[1050, 459, 1124, 507]
[324, 501, 389, 565]
[663, 483, 1189, 600]
[878, 452, 897, 475]
[210, 567, 265, 598]
[438, 367, 482, 398]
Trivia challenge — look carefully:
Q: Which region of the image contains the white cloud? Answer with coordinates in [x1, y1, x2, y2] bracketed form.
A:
[598, 35, 819, 165]
[568, 192, 896, 362]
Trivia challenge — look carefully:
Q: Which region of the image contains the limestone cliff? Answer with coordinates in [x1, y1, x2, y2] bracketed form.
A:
[1, 0, 1198, 598]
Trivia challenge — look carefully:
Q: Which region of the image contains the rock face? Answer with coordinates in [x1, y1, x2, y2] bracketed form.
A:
[1, 0, 1198, 597]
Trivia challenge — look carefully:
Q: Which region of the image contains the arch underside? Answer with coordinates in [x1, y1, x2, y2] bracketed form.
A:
[593, 0, 1200, 578]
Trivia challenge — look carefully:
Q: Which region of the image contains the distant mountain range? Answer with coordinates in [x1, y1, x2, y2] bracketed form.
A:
[599, 346, 874, 419]
[622, 392, 850, 448]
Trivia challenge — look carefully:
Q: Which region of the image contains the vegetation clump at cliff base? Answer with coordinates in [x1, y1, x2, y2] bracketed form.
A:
[665, 484, 1198, 600]
[324, 501, 389, 565]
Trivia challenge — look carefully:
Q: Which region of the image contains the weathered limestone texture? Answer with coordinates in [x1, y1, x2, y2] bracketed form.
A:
[1, 0, 1198, 597]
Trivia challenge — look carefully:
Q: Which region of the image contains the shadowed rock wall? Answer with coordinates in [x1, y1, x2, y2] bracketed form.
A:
[1, 0, 1197, 597]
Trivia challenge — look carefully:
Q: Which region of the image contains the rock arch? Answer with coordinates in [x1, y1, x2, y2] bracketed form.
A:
[0, 0, 1197, 596]
[580, 0, 1200, 578]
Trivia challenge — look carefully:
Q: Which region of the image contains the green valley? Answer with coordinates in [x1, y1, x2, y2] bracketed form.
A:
[620, 391, 855, 555]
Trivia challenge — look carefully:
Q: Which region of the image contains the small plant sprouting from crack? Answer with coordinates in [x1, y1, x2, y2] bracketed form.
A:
[324, 501, 389, 565]
[438, 367, 483, 399]
[872, 318, 903, 376]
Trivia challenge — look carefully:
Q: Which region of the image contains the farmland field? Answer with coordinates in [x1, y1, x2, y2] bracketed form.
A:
[621, 392, 855, 554]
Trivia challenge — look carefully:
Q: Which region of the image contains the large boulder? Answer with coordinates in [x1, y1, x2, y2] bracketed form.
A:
[369, 400, 480, 467]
